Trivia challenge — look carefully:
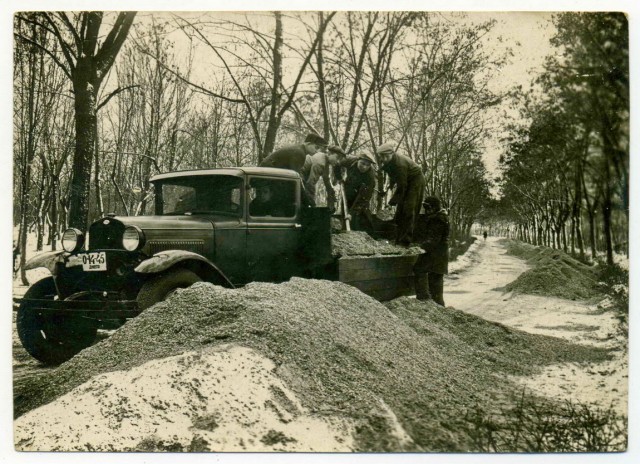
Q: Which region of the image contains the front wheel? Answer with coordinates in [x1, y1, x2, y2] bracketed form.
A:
[17, 277, 98, 365]
[136, 268, 202, 311]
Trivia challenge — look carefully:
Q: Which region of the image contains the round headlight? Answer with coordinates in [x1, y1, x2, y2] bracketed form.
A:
[61, 228, 85, 253]
[122, 226, 145, 251]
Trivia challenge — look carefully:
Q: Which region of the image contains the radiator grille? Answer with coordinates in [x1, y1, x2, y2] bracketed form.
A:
[147, 240, 205, 255]
[89, 220, 125, 250]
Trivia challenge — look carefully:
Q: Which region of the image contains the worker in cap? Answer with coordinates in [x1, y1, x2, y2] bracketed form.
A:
[260, 132, 328, 174]
[260, 133, 328, 206]
[301, 144, 347, 208]
[376, 142, 425, 246]
[334, 150, 378, 232]
[413, 195, 449, 305]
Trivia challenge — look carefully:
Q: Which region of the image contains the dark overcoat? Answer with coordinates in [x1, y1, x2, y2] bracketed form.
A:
[260, 144, 307, 173]
[336, 156, 376, 210]
[381, 153, 425, 244]
[414, 210, 450, 274]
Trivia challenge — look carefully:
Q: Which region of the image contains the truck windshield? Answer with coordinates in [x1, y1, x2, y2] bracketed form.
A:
[156, 175, 243, 216]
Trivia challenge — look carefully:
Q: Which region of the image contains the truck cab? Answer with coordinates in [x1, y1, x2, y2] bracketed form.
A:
[16, 167, 331, 365]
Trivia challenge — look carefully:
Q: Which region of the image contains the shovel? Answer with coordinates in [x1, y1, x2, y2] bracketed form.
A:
[339, 182, 351, 231]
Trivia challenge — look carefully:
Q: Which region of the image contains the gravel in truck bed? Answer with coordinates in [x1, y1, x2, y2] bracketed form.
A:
[331, 231, 422, 257]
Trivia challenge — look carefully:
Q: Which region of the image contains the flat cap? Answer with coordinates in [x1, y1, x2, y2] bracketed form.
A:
[304, 133, 328, 146]
[327, 145, 347, 157]
[423, 196, 442, 210]
[376, 142, 395, 155]
[357, 151, 377, 165]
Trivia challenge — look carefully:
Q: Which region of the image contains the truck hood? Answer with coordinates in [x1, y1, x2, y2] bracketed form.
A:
[115, 214, 243, 230]
[116, 215, 215, 231]
[87, 215, 242, 252]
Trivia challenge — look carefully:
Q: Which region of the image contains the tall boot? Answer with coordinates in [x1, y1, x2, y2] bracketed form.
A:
[428, 273, 445, 306]
[414, 273, 430, 300]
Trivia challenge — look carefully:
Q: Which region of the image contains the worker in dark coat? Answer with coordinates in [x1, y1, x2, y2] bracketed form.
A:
[413, 196, 450, 305]
[335, 151, 377, 232]
[260, 133, 328, 207]
[260, 133, 327, 174]
[377, 142, 425, 245]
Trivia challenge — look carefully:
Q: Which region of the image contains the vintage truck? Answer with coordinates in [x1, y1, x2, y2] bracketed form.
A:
[15, 167, 419, 364]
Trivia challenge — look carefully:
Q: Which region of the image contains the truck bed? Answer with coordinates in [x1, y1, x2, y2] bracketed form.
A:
[338, 254, 419, 301]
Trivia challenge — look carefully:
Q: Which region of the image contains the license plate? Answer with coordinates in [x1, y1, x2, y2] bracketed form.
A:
[81, 252, 107, 271]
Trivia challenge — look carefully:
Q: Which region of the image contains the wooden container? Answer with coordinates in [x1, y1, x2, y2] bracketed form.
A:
[338, 254, 419, 301]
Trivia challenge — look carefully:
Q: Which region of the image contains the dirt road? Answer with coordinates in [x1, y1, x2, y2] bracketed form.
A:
[445, 237, 627, 416]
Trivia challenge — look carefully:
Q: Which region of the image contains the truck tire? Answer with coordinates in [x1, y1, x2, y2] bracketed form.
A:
[137, 268, 202, 311]
[17, 277, 98, 365]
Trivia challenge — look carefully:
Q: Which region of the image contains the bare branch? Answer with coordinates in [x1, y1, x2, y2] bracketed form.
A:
[13, 33, 73, 80]
[96, 85, 140, 112]
[42, 13, 77, 72]
[136, 47, 246, 104]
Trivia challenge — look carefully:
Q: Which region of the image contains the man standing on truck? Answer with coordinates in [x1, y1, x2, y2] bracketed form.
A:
[260, 133, 328, 207]
[335, 151, 377, 232]
[260, 132, 328, 175]
[376, 142, 425, 246]
[413, 196, 450, 306]
[302, 145, 346, 208]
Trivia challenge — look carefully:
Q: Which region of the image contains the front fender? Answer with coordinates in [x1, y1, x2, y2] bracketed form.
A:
[24, 250, 68, 274]
[135, 250, 234, 287]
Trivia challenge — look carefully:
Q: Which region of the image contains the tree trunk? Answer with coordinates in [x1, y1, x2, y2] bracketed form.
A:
[587, 209, 597, 260]
[602, 191, 614, 265]
[316, 12, 330, 140]
[51, 178, 58, 251]
[68, 71, 98, 230]
[261, 12, 283, 161]
[570, 216, 576, 255]
[94, 128, 104, 218]
[573, 156, 585, 260]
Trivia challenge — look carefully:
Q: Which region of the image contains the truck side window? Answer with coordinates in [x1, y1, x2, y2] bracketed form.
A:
[249, 178, 296, 218]
[167, 186, 196, 214]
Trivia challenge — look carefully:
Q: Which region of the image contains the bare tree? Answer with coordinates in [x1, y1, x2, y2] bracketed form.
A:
[15, 12, 136, 229]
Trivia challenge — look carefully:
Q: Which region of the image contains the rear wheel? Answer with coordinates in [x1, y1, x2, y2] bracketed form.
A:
[17, 277, 98, 365]
[137, 268, 202, 311]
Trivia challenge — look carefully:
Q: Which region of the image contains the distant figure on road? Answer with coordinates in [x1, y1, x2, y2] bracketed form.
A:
[413, 196, 450, 306]
[483, 230, 488, 241]
[377, 142, 425, 246]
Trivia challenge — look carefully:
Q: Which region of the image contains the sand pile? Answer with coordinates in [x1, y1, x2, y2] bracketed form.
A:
[332, 231, 422, 257]
[14, 279, 610, 452]
[15, 345, 355, 452]
[502, 240, 598, 300]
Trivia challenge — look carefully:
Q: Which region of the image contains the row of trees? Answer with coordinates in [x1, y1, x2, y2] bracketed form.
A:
[497, 12, 628, 264]
[15, 11, 502, 274]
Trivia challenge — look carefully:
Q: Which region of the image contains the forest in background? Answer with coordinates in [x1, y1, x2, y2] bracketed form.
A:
[13, 11, 629, 283]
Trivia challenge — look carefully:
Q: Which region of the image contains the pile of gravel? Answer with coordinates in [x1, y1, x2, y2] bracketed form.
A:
[502, 240, 599, 300]
[14, 279, 610, 451]
[332, 231, 422, 257]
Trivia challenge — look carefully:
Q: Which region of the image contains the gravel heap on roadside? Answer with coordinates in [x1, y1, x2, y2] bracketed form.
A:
[14, 279, 610, 451]
[502, 240, 599, 300]
[332, 231, 422, 257]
